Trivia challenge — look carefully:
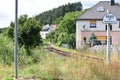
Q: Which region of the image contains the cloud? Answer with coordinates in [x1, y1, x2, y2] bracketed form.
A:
[0, 0, 120, 28]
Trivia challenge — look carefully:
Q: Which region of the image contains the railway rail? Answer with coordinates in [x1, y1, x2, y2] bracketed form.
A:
[46, 44, 104, 62]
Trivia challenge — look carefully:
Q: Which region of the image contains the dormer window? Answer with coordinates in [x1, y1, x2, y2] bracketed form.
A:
[97, 6, 105, 12]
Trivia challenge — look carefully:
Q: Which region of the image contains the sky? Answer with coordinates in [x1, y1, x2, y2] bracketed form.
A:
[0, 0, 120, 28]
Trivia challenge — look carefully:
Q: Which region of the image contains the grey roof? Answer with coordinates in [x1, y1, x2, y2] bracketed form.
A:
[77, 1, 120, 20]
[41, 24, 55, 31]
[42, 24, 50, 31]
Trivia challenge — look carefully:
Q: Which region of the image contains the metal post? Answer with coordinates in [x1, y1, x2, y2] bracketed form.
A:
[103, 9, 117, 65]
[107, 23, 110, 65]
[14, 0, 18, 79]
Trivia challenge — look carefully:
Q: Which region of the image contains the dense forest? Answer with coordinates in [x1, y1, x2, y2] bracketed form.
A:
[35, 2, 82, 25]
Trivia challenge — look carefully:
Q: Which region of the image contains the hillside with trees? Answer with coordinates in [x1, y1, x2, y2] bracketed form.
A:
[35, 2, 82, 25]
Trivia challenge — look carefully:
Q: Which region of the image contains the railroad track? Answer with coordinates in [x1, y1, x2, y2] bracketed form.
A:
[46, 44, 104, 62]
[47, 47, 71, 57]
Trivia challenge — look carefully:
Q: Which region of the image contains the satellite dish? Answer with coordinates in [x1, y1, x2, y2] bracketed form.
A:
[83, 25, 86, 30]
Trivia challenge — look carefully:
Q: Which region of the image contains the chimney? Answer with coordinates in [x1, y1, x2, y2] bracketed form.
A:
[111, 0, 115, 6]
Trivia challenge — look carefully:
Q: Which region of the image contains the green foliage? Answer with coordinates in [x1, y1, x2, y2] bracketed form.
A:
[3, 78, 13, 80]
[0, 28, 7, 33]
[7, 15, 42, 50]
[52, 16, 63, 24]
[0, 34, 13, 65]
[47, 11, 85, 49]
[7, 22, 14, 38]
[18, 18, 42, 49]
[116, 3, 120, 7]
[0, 34, 43, 66]
[88, 32, 98, 46]
[35, 2, 82, 25]
[1, 42, 120, 79]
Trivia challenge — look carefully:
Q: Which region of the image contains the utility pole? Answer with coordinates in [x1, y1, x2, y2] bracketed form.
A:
[14, 0, 18, 79]
[107, 23, 110, 65]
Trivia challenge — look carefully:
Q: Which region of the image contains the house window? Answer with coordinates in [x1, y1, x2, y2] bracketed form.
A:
[90, 20, 96, 28]
[42, 33, 44, 35]
[105, 24, 112, 30]
[83, 37, 86, 43]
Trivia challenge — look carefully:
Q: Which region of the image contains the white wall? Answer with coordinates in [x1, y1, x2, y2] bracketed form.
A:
[76, 21, 83, 49]
[40, 31, 48, 39]
[77, 20, 120, 31]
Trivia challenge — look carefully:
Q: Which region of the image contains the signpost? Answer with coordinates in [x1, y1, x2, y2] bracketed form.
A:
[103, 13, 117, 24]
[103, 10, 117, 65]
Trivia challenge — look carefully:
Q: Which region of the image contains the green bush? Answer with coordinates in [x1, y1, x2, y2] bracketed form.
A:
[0, 34, 43, 66]
[0, 34, 13, 65]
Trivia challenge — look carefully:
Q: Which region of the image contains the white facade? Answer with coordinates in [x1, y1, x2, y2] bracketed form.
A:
[40, 24, 57, 39]
[77, 20, 120, 31]
[40, 31, 48, 39]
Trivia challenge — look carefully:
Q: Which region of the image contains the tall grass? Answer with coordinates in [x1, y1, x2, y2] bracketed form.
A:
[0, 34, 44, 79]
[18, 51, 120, 80]
[0, 35, 120, 80]
[19, 43, 120, 80]
[0, 34, 13, 65]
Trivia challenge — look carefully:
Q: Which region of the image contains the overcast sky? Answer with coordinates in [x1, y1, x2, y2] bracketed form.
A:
[0, 0, 120, 28]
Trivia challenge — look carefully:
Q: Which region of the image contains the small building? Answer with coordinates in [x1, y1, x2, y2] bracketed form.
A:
[40, 24, 57, 39]
[76, 0, 120, 49]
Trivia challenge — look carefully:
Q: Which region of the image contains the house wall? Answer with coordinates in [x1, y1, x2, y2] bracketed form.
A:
[76, 21, 82, 49]
[76, 20, 120, 49]
[40, 31, 48, 39]
[77, 20, 120, 31]
[81, 31, 120, 44]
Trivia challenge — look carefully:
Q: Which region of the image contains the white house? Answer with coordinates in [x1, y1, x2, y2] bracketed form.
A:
[40, 24, 57, 39]
[76, 0, 120, 49]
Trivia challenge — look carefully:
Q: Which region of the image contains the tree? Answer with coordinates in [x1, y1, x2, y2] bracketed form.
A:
[52, 16, 63, 24]
[7, 21, 14, 38]
[7, 15, 42, 50]
[47, 11, 86, 49]
[88, 32, 98, 47]
[18, 18, 42, 49]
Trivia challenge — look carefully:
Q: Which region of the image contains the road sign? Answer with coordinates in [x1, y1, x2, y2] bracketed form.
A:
[103, 13, 117, 24]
